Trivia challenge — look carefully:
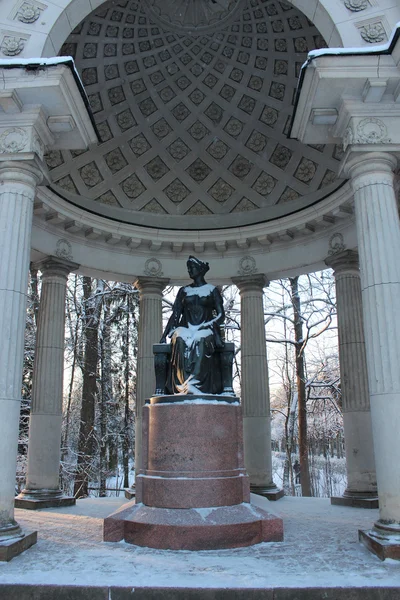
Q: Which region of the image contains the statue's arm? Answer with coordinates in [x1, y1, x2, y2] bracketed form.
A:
[160, 287, 184, 343]
[213, 287, 225, 327]
[199, 287, 225, 330]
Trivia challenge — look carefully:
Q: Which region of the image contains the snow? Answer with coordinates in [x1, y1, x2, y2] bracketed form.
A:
[0, 56, 75, 67]
[305, 22, 400, 63]
[172, 323, 213, 347]
[184, 284, 215, 297]
[152, 398, 240, 406]
[0, 56, 87, 101]
[2, 496, 400, 589]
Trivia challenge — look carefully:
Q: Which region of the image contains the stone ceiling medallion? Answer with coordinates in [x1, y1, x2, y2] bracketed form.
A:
[144, 0, 242, 33]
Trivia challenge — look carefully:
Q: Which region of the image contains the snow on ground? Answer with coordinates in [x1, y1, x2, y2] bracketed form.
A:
[0, 496, 399, 589]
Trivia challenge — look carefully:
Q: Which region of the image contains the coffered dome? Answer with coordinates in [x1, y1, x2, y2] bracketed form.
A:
[47, 0, 344, 230]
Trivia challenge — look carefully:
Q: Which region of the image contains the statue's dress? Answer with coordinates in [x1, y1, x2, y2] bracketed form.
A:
[166, 283, 224, 395]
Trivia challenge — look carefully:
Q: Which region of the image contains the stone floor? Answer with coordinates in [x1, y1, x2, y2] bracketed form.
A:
[0, 495, 399, 596]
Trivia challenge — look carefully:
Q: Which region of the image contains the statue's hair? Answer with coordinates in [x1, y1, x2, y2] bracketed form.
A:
[187, 255, 210, 274]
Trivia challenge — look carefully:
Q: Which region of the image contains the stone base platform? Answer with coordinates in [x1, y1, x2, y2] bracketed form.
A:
[331, 496, 379, 509]
[0, 531, 37, 562]
[1, 497, 399, 591]
[104, 500, 283, 550]
[359, 528, 400, 560]
[251, 485, 285, 501]
[15, 496, 76, 510]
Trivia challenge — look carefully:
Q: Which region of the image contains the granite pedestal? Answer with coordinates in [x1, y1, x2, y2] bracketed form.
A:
[104, 396, 283, 550]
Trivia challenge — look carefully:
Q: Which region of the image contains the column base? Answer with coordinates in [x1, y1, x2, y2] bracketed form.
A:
[15, 488, 76, 510]
[124, 487, 135, 500]
[104, 500, 283, 550]
[331, 492, 379, 509]
[359, 522, 400, 561]
[0, 531, 37, 561]
[250, 484, 284, 501]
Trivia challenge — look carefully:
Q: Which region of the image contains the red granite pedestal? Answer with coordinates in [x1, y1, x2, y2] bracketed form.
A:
[104, 396, 283, 550]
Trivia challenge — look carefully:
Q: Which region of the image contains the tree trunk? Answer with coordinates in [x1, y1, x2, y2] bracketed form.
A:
[62, 274, 79, 463]
[122, 295, 131, 488]
[74, 278, 103, 498]
[99, 296, 113, 497]
[289, 276, 312, 497]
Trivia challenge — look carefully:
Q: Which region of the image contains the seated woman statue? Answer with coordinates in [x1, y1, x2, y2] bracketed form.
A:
[160, 256, 225, 395]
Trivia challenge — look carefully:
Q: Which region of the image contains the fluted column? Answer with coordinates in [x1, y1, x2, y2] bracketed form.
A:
[0, 161, 41, 553]
[345, 152, 400, 540]
[232, 275, 282, 499]
[325, 250, 377, 507]
[16, 257, 79, 509]
[134, 276, 169, 474]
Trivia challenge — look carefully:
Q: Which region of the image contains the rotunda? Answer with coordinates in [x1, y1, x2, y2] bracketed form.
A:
[1, 0, 400, 561]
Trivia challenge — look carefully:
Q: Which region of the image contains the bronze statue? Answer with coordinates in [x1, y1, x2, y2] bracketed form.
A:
[160, 256, 225, 395]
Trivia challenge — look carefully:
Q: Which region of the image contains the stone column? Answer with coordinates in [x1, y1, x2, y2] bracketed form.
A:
[232, 275, 283, 500]
[133, 276, 169, 480]
[325, 249, 377, 508]
[0, 161, 41, 558]
[344, 152, 400, 558]
[16, 256, 79, 510]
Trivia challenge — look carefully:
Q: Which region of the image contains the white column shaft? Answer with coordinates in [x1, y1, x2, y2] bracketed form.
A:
[0, 163, 39, 533]
[233, 275, 273, 488]
[135, 277, 168, 472]
[326, 250, 376, 495]
[24, 259, 77, 493]
[351, 154, 400, 522]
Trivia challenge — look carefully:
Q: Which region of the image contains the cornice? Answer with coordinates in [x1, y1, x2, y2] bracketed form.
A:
[33, 182, 355, 258]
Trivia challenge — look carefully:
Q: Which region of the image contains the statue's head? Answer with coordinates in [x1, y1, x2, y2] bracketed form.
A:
[187, 255, 210, 277]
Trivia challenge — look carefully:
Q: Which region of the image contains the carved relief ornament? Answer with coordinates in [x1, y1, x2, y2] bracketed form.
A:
[144, 257, 163, 277]
[238, 255, 257, 276]
[344, 0, 368, 11]
[328, 233, 346, 256]
[17, 3, 41, 23]
[0, 127, 28, 153]
[55, 239, 73, 261]
[1, 35, 25, 56]
[343, 118, 391, 151]
[360, 22, 386, 43]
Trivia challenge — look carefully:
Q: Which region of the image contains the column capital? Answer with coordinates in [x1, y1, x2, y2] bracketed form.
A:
[134, 276, 170, 296]
[325, 249, 359, 276]
[340, 151, 398, 191]
[33, 256, 80, 280]
[0, 160, 43, 189]
[232, 274, 269, 293]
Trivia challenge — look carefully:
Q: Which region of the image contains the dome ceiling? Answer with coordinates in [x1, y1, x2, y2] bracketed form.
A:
[48, 0, 345, 230]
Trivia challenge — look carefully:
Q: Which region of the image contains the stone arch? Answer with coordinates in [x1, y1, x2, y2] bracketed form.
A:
[41, 0, 342, 58]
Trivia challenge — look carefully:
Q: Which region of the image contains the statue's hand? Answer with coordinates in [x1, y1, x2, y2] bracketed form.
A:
[160, 335, 167, 344]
